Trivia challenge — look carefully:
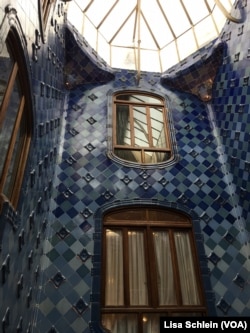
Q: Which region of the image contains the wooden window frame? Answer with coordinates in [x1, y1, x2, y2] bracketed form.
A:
[101, 208, 207, 331]
[38, 0, 55, 43]
[112, 91, 172, 165]
[42, 0, 53, 27]
[0, 29, 32, 211]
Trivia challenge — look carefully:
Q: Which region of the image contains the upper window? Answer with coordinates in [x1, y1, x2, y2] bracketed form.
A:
[101, 207, 207, 333]
[0, 29, 32, 210]
[113, 92, 172, 165]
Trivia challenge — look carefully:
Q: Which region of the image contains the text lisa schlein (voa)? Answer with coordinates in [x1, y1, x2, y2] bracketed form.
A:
[160, 318, 250, 332]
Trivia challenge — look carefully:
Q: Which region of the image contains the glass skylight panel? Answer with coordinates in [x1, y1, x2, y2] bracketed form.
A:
[83, 16, 97, 50]
[159, 0, 190, 38]
[140, 49, 160, 72]
[67, 1, 84, 33]
[141, 1, 170, 49]
[211, 6, 228, 33]
[67, 0, 233, 72]
[112, 12, 136, 47]
[98, 0, 135, 42]
[137, 17, 159, 50]
[194, 16, 218, 48]
[206, 0, 216, 10]
[177, 30, 197, 61]
[111, 47, 136, 70]
[86, 0, 116, 27]
[73, 0, 91, 11]
[97, 32, 110, 64]
[224, 0, 234, 11]
[160, 42, 179, 71]
[182, 0, 210, 24]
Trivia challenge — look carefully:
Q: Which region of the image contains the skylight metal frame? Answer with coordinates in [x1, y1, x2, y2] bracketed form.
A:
[67, 0, 235, 72]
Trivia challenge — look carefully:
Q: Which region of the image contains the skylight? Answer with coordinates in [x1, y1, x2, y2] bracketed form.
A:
[67, 0, 234, 72]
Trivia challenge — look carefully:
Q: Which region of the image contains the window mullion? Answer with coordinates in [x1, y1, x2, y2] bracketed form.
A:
[130, 105, 135, 147]
[123, 228, 130, 306]
[101, 227, 107, 307]
[113, 103, 117, 146]
[163, 108, 171, 150]
[146, 226, 159, 307]
[146, 106, 153, 147]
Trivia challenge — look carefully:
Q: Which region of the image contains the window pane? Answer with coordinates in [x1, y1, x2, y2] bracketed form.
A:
[102, 314, 138, 333]
[3, 121, 23, 198]
[116, 105, 130, 145]
[130, 149, 143, 163]
[133, 107, 149, 147]
[128, 230, 148, 305]
[144, 150, 170, 163]
[105, 229, 124, 305]
[0, 44, 14, 105]
[114, 148, 139, 162]
[3, 111, 26, 198]
[144, 150, 155, 163]
[152, 231, 177, 305]
[150, 107, 166, 148]
[0, 79, 21, 176]
[0, 30, 32, 209]
[174, 232, 201, 305]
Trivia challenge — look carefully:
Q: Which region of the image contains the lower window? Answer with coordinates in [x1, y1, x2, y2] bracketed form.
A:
[101, 208, 207, 332]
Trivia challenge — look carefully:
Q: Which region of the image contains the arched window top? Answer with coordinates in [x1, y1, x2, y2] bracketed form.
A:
[114, 92, 163, 104]
[104, 207, 191, 224]
[108, 90, 176, 168]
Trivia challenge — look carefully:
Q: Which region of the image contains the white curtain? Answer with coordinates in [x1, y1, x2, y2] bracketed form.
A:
[128, 230, 148, 305]
[153, 231, 177, 304]
[103, 229, 140, 333]
[102, 314, 138, 333]
[142, 314, 162, 333]
[103, 228, 201, 333]
[174, 231, 201, 305]
[105, 229, 124, 306]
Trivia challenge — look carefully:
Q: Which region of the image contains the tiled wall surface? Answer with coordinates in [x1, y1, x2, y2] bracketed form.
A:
[0, 1, 65, 332]
[0, 0, 250, 332]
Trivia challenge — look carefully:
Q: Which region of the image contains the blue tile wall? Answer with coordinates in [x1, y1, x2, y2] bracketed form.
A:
[0, 1, 65, 332]
[0, 0, 250, 333]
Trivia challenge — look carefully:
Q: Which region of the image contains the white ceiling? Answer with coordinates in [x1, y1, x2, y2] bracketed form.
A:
[67, 0, 234, 72]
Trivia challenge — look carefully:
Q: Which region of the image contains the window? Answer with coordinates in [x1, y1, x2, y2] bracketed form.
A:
[113, 92, 172, 165]
[102, 208, 207, 333]
[41, 0, 54, 27]
[38, 0, 55, 42]
[0, 29, 32, 210]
